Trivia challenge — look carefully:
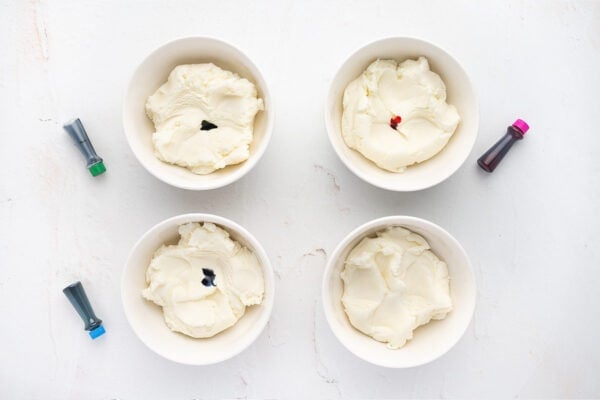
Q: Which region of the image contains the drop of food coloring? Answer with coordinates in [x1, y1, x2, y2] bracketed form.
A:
[201, 120, 218, 131]
[201, 268, 216, 287]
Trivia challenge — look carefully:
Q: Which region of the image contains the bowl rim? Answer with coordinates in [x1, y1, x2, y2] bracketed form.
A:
[321, 215, 476, 368]
[122, 35, 275, 191]
[121, 212, 275, 365]
[324, 36, 479, 192]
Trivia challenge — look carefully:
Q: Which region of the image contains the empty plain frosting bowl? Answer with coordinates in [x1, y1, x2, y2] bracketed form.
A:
[322, 216, 476, 368]
[122, 213, 275, 365]
[325, 37, 479, 191]
[123, 37, 274, 190]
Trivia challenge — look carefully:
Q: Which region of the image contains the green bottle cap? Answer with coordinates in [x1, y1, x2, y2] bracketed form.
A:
[88, 161, 106, 177]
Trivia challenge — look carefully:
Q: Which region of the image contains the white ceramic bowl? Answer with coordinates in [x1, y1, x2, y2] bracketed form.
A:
[325, 37, 479, 191]
[123, 37, 274, 190]
[122, 213, 275, 365]
[322, 216, 476, 368]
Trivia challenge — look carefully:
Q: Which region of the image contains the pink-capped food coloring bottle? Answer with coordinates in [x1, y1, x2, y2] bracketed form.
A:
[477, 119, 530, 172]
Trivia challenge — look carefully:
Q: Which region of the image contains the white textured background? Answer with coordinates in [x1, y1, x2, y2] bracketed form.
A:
[1, 0, 599, 398]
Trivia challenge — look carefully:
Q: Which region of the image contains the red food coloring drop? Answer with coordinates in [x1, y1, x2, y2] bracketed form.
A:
[390, 115, 402, 130]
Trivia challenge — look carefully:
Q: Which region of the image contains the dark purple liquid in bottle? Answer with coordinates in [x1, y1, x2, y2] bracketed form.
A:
[477, 119, 529, 172]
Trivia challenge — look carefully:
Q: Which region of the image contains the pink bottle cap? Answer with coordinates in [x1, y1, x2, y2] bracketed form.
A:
[512, 119, 529, 134]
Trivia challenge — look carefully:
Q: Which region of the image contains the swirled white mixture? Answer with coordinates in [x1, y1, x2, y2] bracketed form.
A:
[146, 63, 264, 174]
[341, 57, 460, 172]
[341, 226, 452, 349]
[142, 222, 264, 338]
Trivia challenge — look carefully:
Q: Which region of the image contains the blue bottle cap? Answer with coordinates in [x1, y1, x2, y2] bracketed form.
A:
[89, 325, 106, 339]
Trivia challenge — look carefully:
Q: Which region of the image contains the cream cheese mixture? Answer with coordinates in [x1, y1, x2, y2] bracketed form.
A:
[142, 222, 265, 338]
[341, 57, 460, 172]
[341, 226, 452, 349]
[146, 63, 264, 174]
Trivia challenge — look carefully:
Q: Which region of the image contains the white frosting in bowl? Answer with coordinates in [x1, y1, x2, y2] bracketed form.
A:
[145, 63, 264, 174]
[340, 226, 452, 349]
[142, 222, 265, 338]
[341, 57, 460, 172]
